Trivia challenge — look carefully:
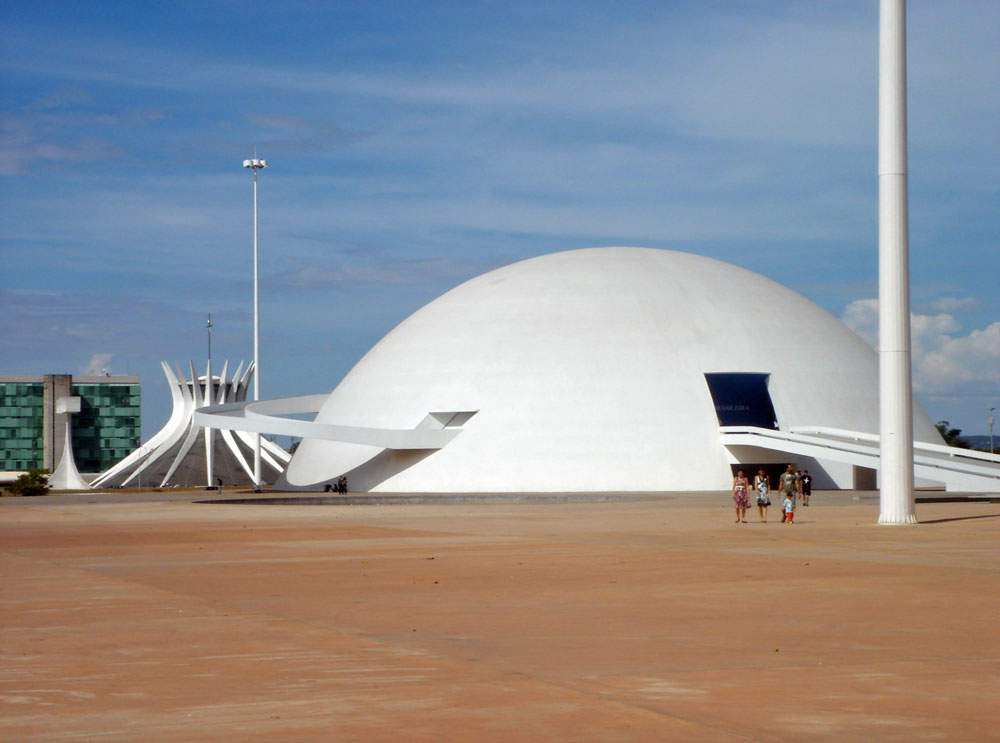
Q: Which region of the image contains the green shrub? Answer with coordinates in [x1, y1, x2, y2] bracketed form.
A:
[9, 469, 50, 497]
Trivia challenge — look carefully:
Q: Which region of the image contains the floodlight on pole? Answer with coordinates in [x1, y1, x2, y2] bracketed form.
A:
[244, 155, 267, 490]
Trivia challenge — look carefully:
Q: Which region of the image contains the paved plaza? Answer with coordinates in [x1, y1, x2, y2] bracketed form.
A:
[1, 490, 998, 741]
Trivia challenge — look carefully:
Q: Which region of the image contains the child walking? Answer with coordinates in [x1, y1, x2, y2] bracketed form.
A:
[782, 494, 795, 523]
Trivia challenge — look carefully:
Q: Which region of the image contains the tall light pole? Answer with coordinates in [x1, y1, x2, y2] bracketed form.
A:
[878, 0, 917, 524]
[205, 313, 215, 489]
[989, 408, 995, 454]
[244, 155, 267, 490]
[206, 314, 213, 362]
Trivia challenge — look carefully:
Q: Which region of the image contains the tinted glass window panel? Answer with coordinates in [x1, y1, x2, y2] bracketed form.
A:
[704, 373, 779, 429]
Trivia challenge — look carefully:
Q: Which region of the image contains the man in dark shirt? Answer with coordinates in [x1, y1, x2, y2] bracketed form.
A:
[800, 469, 812, 506]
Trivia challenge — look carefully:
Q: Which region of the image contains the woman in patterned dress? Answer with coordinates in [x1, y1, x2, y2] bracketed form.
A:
[732, 469, 750, 523]
[754, 468, 771, 523]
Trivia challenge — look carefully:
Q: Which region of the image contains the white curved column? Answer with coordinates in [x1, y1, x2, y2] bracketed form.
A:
[49, 419, 88, 490]
[90, 360, 289, 489]
[91, 362, 190, 488]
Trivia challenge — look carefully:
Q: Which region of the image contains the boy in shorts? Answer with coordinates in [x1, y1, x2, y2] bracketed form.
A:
[778, 464, 797, 522]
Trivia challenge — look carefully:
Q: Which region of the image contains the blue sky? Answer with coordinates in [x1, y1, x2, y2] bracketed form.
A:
[1, 0, 997, 443]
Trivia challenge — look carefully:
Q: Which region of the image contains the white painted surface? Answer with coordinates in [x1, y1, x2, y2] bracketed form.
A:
[194, 397, 465, 449]
[721, 426, 1000, 492]
[280, 247, 942, 492]
[55, 396, 81, 415]
[90, 360, 290, 488]
[878, 0, 917, 523]
[48, 419, 88, 490]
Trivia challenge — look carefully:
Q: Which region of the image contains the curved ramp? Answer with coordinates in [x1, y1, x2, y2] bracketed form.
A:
[720, 426, 1000, 492]
[193, 397, 472, 451]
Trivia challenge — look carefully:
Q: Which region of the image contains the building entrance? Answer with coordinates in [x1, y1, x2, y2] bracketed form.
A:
[704, 373, 778, 429]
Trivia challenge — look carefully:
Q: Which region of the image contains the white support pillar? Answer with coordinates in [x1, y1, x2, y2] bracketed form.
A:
[878, 0, 917, 524]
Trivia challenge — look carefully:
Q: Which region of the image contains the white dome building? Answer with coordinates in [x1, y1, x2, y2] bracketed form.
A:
[278, 247, 942, 492]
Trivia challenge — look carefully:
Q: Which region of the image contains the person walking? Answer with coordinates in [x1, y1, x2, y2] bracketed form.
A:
[732, 469, 751, 523]
[778, 464, 797, 522]
[800, 469, 812, 506]
[782, 493, 795, 523]
[754, 468, 771, 522]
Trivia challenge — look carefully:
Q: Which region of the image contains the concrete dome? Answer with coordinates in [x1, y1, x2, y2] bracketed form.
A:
[280, 247, 940, 492]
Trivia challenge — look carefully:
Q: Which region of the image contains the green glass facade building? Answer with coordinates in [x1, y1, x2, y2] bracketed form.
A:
[0, 380, 45, 471]
[0, 374, 141, 473]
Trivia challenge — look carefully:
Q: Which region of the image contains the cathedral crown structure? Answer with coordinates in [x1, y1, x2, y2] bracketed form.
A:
[90, 360, 289, 489]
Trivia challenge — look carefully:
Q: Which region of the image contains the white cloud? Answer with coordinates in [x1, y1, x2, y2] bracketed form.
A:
[2, 3, 996, 437]
[0, 101, 163, 174]
[274, 255, 481, 289]
[840, 298, 879, 347]
[0, 114, 122, 174]
[841, 299, 1000, 396]
[918, 322, 1000, 392]
[23, 86, 92, 111]
[919, 296, 988, 314]
[81, 353, 113, 375]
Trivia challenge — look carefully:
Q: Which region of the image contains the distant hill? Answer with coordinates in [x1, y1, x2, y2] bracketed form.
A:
[963, 435, 995, 453]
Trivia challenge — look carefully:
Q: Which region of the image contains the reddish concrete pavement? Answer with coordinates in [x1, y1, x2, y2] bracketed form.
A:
[1, 492, 998, 741]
